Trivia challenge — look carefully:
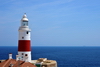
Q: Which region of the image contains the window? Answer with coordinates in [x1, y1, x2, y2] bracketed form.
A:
[25, 54, 28, 56]
[22, 53, 24, 55]
[26, 31, 28, 34]
[22, 37, 24, 39]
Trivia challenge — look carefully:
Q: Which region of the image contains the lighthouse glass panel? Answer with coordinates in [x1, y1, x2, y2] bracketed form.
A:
[22, 21, 28, 26]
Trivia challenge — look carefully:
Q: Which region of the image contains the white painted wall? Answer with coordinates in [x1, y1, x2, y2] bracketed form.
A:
[18, 52, 31, 62]
[19, 30, 31, 40]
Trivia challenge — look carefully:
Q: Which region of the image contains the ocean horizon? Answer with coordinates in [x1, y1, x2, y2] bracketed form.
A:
[0, 46, 100, 67]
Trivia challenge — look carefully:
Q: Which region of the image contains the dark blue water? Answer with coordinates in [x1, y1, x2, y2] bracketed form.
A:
[0, 46, 100, 67]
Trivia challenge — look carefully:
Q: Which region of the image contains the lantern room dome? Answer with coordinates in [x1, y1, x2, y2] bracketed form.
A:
[21, 13, 28, 22]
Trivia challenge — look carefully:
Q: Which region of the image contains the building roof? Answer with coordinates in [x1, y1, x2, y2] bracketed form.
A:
[31, 58, 57, 65]
[0, 59, 36, 67]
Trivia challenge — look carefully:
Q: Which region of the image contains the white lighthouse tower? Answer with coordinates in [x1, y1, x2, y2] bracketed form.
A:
[18, 14, 31, 62]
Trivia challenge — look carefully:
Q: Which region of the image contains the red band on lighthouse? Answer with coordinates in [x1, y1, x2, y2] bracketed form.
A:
[18, 40, 31, 51]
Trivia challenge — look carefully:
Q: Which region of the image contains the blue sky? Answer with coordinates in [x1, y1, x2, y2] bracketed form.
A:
[0, 0, 100, 46]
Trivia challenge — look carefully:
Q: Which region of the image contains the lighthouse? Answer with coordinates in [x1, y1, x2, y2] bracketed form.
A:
[18, 14, 31, 62]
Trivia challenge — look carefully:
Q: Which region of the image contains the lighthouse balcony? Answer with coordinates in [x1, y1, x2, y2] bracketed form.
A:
[19, 26, 31, 31]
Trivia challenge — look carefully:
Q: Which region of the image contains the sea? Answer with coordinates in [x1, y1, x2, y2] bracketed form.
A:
[0, 46, 100, 67]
